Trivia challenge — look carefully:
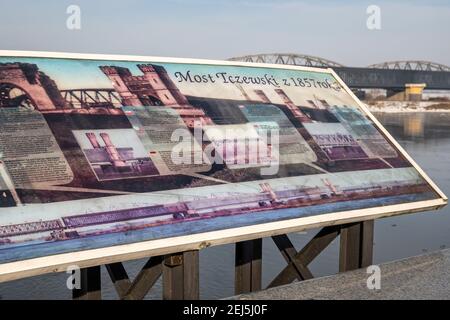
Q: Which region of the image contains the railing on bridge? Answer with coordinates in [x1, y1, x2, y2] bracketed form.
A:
[229, 53, 343, 68]
[368, 61, 450, 72]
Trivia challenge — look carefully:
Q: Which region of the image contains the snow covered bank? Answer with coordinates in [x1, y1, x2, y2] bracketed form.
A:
[364, 101, 450, 113]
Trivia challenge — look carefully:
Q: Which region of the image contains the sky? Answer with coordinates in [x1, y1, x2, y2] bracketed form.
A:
[0, 0, 449, 67]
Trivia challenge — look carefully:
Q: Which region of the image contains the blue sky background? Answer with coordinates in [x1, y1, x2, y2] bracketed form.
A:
[0, 0, 449, 66]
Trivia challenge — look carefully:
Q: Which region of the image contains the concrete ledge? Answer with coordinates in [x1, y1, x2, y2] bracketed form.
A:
[229, 249, 450, 300]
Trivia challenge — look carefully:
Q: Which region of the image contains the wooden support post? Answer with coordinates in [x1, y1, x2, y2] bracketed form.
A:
[72, 266, 101, 300]
[163, 250, 199, 300]
[235, 239, 262, 295]
[339, 220, 374, 272]
[163, 253, 183, 300]
[183, 250, 200, 300]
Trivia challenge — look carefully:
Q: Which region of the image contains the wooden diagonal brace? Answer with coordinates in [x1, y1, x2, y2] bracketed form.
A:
[272, 235, 314, 281]
[105, 262, 131, 298]
[268, 225, 340, 288]
[123, 256, 164, 300]
[105, 256, 163, 300]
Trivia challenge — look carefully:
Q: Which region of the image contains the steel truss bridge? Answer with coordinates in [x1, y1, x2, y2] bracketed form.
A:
[229, 54, 450, 90]
[60, 89, 122, 108]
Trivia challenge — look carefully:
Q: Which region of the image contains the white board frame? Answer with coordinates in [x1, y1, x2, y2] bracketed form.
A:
[0, 50, 446, 283]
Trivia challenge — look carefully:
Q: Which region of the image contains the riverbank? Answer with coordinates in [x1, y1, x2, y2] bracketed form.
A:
[365, 101, 450, 113]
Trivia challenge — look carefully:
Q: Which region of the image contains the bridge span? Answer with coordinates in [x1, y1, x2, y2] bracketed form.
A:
[229, 54, 450, 91]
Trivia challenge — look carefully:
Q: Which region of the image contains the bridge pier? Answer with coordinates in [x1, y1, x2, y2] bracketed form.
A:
[386, 83, 427, 101]
[405, 83, 427, 101]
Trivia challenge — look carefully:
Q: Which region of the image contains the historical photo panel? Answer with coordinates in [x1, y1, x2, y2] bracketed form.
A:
[0, 53, 445, 267]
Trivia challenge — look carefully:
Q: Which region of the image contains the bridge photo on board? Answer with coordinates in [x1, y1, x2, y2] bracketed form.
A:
[0, 51, 446, 281]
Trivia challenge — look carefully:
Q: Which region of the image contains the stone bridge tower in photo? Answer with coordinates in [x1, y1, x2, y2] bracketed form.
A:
[98, 66, 144, 106]
[0, 63, 68, 110]
[100, 64, 212, 128]
[99, 64, 190, 107]
[137, 64, 189, 106]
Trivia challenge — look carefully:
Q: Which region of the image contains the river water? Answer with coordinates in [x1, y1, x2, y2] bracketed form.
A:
[1, 112, 449, 300]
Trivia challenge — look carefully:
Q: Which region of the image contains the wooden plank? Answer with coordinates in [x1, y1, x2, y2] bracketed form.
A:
[72, 266, 101, 300]
[162, 251, 199, 300]
[271, 235, 313, 281]
[123, 256, 163, 300]
[105, 262, 131, 299]
[268, 226, 340, 288]
[339, 220, 374, 272]
[235, 239, 262, 294]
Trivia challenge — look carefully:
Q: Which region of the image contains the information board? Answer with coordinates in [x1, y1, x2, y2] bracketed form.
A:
[0, 51, 446, 281]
